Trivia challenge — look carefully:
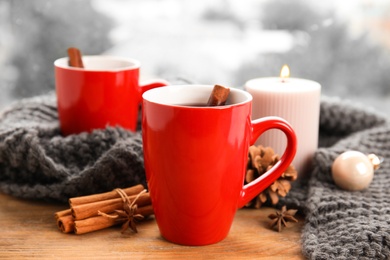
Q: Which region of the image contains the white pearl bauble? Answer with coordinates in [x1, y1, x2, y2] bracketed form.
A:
[331, 151, 374, 191]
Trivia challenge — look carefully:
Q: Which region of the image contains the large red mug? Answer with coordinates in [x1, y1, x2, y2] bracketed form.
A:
[54, 56, 167, 135]
[142, 85, 297, 246]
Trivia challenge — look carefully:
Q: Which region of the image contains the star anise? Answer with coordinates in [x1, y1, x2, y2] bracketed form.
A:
[245, 145, 297, 208]
[268, 205, 298, 232]
[99, 189, 145, 233]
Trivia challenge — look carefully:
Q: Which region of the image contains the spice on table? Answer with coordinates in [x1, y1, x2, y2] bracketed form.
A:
[98, 189, 146, 233]
[55, 184, 153, 235]
[268, 205, 298, 232]
[206, 84, 230, 106]
[245, 145, 298, 208]
[71, 191, 151, 220]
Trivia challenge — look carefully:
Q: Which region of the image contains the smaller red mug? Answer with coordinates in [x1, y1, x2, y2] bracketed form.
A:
[142, 85, 297, 246]
[54, 56, 168, 135]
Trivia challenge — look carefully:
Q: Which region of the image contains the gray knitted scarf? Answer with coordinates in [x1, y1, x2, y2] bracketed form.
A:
[0, 93, 389, 259]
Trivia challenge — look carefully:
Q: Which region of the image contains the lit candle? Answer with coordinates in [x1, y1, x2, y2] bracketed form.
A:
[245, 65, 321, 178]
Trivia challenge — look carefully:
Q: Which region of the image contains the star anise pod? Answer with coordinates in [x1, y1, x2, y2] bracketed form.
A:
[99, 189, 145, 233]
[268, 205, 298, 232]
[245, 145, 297, 208]
[116, 201, 145, 233]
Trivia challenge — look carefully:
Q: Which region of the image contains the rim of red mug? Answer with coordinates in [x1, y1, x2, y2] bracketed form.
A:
[54, 55, 141, 72]
[142, 85, 253, 109]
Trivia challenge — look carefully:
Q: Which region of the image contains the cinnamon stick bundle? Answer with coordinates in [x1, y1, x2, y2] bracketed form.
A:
[55, 184, 153, 234]
[72, 192, 151, 220]
[57, 205, 154, 235]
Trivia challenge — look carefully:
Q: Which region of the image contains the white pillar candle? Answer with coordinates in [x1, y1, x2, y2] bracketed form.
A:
[245, 66, 321, 178]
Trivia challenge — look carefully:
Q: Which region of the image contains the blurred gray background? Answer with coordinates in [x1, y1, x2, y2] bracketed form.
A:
[1, 0, 389, 114]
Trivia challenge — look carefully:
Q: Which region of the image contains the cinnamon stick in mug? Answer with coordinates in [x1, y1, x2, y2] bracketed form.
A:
[67, 47, 84, 68]
[206, 84, 230, 106]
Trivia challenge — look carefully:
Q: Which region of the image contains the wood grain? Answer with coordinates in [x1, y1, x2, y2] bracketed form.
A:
[0, 192, 304, 259]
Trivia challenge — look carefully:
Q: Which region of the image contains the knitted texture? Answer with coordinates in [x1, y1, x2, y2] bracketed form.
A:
[0, 94, 390, 259]
[283, 97, 390, 259]
[0, 94, 146, 202]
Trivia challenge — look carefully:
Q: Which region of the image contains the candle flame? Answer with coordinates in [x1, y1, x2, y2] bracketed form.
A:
[280, 65, 290, 81]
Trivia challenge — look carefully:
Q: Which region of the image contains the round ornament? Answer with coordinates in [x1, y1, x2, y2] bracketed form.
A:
[331, 151, 381, 191]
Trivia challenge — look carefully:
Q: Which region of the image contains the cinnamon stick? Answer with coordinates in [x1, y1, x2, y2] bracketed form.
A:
[57, 214, 75, 234]
[74, 215, 117, 235]
[54, 208, 71, 219]
[69, 184, 144, 206]
[206, 84, 230, 106]
[135, 204, 154, 217]
[71, 192, 152, 220]
[67, 47, 84, 68]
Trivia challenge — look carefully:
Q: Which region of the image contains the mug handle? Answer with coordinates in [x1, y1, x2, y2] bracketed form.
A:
[237, 116, 297, 208]
[139, 79, 169, 95]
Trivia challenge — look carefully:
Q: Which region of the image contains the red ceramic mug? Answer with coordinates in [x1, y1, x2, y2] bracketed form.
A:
[54, 56, 168, 135]
[142, 85, 297, 246]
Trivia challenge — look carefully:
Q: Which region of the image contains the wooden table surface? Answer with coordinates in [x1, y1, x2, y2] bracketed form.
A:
[0, 192, 304, 259]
